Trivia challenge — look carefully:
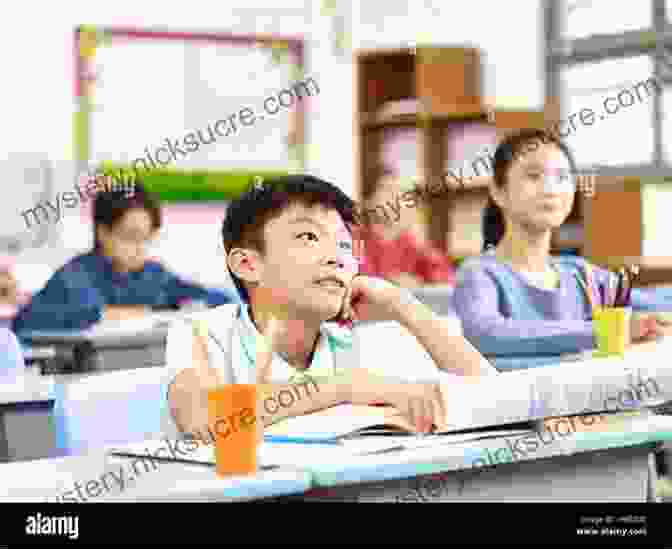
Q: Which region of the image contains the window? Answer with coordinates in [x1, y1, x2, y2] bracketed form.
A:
[642, 181, 672, 256]
[562, 0, 652, 40]
[668, 0, 672, 21]
[560, 55, 656, 166]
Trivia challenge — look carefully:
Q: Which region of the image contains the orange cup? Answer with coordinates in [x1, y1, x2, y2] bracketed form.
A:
[207, 384, 259, 476]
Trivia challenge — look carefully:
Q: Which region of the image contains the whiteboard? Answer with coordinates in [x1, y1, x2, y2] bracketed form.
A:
[88, 34, 299, 172]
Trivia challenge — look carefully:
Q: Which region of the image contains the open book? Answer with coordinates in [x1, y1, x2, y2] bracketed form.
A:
[264, 402, 536, 440]
[266, 404, 440, 440]
[268, 340, 672, 439]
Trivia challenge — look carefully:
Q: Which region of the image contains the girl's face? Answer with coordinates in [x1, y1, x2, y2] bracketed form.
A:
[97, 208, 156, 272]
[493, 142, 575, 235]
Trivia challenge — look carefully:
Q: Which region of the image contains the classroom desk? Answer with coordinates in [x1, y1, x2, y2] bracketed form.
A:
[0, 450, 312, 503]
[24, 317, 173, 455]
[0, 371, 56, 463]
[1, 414, 669, 503]
[22, 346, 56, 366]
[274, 415, 672, 503]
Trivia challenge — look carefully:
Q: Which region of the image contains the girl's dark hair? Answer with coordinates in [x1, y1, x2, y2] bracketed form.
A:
[482, 128, 577, 251]
[92, 179, 162, 251]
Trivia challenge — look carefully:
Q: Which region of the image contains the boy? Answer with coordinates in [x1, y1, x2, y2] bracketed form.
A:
[164, 175, 494, 440]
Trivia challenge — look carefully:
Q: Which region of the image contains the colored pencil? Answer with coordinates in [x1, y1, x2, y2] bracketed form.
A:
[575, 272, 596, 312]
[613, 268, 625, 307]
[624, 264, 639, 306]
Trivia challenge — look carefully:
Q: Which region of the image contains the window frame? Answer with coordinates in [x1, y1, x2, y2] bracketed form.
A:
[546, 0, 672, 174]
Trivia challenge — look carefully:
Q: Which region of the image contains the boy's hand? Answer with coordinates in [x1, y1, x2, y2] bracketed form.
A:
[341, 275, 423, 324]
[383, 382, 446, 433]
[630, 314, 667, 342]
[344, 367, 444, 433]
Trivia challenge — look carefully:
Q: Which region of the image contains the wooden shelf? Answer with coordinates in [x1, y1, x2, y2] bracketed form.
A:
[593, 256, 672, 287]
[360, 108, 489, 129]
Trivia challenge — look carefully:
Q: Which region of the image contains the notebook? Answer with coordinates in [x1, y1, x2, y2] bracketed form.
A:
[263, 403, 536, 441]
[266, 343, 672, 438]
[106, 426, 537, 469]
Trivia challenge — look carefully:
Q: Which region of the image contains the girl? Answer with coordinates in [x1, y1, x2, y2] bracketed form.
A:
[359, 176, 455, 287]
[12, 181, 236, 336]
[0, 262, 30, 325]
[452, 128, 672, 367]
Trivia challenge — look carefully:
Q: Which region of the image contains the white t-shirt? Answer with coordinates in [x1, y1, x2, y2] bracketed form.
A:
[160, 303, 470, 438]
[161, 303, 355, 437]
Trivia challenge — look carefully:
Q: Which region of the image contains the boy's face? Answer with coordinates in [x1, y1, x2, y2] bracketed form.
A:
[254, 203, 359, 321]
[98, 208, 156, 272]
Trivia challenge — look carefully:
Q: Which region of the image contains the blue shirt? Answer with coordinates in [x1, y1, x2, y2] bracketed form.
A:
[452, 254, 672, 369]
[12, 251, 237, 336]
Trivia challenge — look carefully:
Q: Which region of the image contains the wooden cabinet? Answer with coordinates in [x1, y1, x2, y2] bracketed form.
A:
[584, 176, 672, 287]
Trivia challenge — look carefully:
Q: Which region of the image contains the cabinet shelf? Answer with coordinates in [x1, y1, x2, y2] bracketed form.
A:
[360, 107, 489, 129]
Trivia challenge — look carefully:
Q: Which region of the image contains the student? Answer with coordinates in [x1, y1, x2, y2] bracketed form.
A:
[12, 182, 236, 336]
[0, 328, 25, 382]
[165, 175, 494, 440]
[452, 128, 672, 363]
[358, 177, 455, 286]
[0, 263, 30, 324]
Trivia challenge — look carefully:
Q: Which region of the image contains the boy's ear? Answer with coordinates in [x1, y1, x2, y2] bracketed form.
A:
[227, 248, 263, 285]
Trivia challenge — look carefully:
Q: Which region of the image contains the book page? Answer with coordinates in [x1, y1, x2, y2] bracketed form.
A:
[265, 404, 409, 439]
[437, 342, 672, 432]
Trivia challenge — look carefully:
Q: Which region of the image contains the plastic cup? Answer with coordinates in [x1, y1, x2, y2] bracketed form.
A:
[592, 307, 632, 357]
[207, 384, 259, 476]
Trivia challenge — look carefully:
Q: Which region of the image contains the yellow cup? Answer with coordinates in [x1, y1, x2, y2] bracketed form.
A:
[592, 307, 631, 357]
[207, 384, 260, 477]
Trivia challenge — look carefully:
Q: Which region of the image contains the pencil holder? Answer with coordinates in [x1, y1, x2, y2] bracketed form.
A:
[207, 384, 260, 476]
[592, 307, 631, 358]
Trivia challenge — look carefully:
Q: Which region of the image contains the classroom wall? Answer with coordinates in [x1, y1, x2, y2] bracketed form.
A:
[1, 0, 545, 285]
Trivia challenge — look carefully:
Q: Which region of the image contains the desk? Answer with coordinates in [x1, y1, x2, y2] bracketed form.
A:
[24, 318, 173, 455]
[0, 374, 56, 462]
[22, 346, 56, 366]
[49, 366, 165, 456]
[275, 414, 672, 502]
[0, 450, 311, 503]
[1, 415, 669, 503]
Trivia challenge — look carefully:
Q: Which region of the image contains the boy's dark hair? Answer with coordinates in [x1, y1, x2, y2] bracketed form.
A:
[221, 174, 357, 302]
[483, 128, 577, 250]
[92, 180, 162, 251]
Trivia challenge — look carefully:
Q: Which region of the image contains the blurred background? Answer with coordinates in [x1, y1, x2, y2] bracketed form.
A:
[0, 0, 671, 504]
[0, 0, 671, 306]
